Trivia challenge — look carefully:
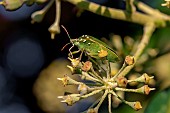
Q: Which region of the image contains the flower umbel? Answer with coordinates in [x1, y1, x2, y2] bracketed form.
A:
[58, 56, 155, 113]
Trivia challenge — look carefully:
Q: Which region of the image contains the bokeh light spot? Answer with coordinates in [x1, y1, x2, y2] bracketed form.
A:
[5, 37, 44, 77]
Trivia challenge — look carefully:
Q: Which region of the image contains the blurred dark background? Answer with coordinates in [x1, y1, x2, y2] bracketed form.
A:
[0, 0, 170, 113]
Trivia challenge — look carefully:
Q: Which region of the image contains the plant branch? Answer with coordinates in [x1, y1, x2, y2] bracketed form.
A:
[31, 0, 55, 23]
[108, 93, 112, 113]
[48, 0, 61, 39]
[95, 90, 108, 112]
[64, 0, 168, 27]
[126, 0, 136, 14]
[118, 22, 156, 77]
[135, 1, 170, 20]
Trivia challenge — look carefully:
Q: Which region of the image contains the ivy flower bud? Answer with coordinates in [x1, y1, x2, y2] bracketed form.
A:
[87, 108, 98, 113]
[136, 85, 155, 95]
[125, 55, 135, 65]
[143, 73, 154, 84]
[58, 94, 81, 106]
[125, 101, 142, 110]
[68, 57, 80, 68]
[116, 77, 128, 87]
[144, 85, 155, 95]
[78, 83, 89, 95]
[82, 61, 92, 71]
[57, 75, 80, 86]
[134, 101, 142, 110]
[128, 73, 154, 84]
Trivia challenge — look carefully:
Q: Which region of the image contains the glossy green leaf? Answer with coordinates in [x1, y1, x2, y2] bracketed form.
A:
[145, 88, 170, 113]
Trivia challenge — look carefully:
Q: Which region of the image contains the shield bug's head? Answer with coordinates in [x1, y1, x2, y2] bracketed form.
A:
[72, 39, 79, 46]
[61, 25, 83, 59]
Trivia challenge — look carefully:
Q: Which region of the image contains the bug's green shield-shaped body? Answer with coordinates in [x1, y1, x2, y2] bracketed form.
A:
[72, 35, 119, 63]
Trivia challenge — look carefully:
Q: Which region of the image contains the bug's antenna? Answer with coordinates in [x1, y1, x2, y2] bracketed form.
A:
[61, 25, 74, 58]
[61, 25, 73, 45]
[61, 42, 70, 51]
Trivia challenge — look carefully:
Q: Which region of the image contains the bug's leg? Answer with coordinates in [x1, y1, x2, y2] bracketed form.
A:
[68, 45, 75, 58]
[69, 49, 81, 57]
[79, 49, 84, 61]
[87, 54, 106, 76]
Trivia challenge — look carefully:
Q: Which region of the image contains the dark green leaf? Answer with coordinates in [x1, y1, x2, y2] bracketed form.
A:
[145, 88, 170, 113]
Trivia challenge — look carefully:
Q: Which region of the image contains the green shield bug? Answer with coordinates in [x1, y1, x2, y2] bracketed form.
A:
[61, 25, 119, 63]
